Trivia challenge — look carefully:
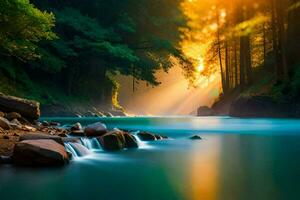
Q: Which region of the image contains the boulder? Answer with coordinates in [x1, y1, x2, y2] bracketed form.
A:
[137, 132, 156, 141]
[69, 130, 85, 137]
[229, 95, 296, 117]
[123, 132, 138, 148]
[12, 139, 69, 166]
[84, 122, 107, 137]
[70, 122, 82, 131]
[197, 106, 214, 116]
[5, 112, 22, 121]
[66, 142, 90, 157]
[0, 111, 5, 118]
[0, 93, 40, 121]
[19, 133, 64, 146]
[0, 117, 11, 130]
[190, 135, 202, 140]
[98, 133, 124, 151]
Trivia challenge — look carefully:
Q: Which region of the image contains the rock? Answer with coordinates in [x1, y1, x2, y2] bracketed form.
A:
[19, 133, 64, 146]
[109, 110, 127, 117]
[49, 122, 60, 126]
[229, 95, 295, 117]
[84, 122, 107, 137]
[161, 135, 169, 139]
[10, 119, 22, 129]
[11, 118, 22, 126]
[66, 142, 90, 157]
[137, 132, 156, 141]
[123, 132, 138, 148]
[69, 130, 85, 137]
[197, 106, 214, 116]
[12, 139, 69, 166]
[190, 135, 202, 140]
[98, 133, 124, 151]
[103, 112, 114, 117]
[0, 156, 12, 164]
[0, 111, 5, 118]
[5, 112, 22, 121]
[2, 135, 9, 139]
[154, 134, 163, 140]
[13, 133, 19, 137]
[58, 133, 68, 137]
[70, 122, 82, 131]
[23, 125, 37, 132]
[0, 93, 40, 121]
[0, 117, 11, 130]
[42, 121, 50, 126]
[62, 137, 81, 144]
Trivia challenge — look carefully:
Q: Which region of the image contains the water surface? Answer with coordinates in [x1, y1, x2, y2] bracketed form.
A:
[0, 117, 300, 200]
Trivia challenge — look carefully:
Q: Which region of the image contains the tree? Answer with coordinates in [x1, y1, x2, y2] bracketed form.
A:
[0, 0, 56, 61]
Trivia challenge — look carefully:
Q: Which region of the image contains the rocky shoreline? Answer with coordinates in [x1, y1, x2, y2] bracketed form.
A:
[0, 94, 172, 167]
[198, 94, 300, 118]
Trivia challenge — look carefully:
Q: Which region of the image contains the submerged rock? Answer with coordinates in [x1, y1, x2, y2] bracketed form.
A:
[0, 111, 4, 118]
[12, 139, 69, 167]
[84, 122, 107, 137]
[190, 135, 202, 140]
[137, 132, 156, 141]
[19, 133, 64, 145]
[0, 117, 11, 130]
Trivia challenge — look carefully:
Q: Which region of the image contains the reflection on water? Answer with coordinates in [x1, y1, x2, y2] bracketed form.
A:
[188, 137, 221, 200]
[0, 117, 300, 200]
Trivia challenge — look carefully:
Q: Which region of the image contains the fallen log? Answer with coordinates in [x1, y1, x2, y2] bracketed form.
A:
[0, 93, 40, 121]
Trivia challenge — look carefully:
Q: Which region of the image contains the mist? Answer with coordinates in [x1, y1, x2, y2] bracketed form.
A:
[118, 66, 220, 116]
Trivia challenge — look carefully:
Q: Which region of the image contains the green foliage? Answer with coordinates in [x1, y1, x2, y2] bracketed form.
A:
[0, 0, 56, 60]
[0, 0, 187, 108]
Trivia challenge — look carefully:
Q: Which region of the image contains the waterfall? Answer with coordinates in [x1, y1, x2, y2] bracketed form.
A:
[80, 138, 102, 150]
[65, 142, 91, 158]
[65, 138, 103, 158]
[132, 133, 151, 149]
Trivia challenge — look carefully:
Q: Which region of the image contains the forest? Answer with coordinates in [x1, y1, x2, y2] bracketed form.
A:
[0, 0, 187, 115]
[0, 0, 300, 116]
[180, 0, 300, 116]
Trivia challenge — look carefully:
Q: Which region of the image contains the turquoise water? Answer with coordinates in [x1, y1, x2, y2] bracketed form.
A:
[1, 117, 300, 200]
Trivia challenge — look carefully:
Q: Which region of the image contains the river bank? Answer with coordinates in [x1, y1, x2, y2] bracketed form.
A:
[0, 93, 172, 167]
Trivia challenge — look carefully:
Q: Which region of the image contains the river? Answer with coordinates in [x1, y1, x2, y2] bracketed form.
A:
[0, 116, 299, 200]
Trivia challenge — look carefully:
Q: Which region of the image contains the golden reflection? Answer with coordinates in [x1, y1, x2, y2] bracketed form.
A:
[188, 136, 221, 200]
